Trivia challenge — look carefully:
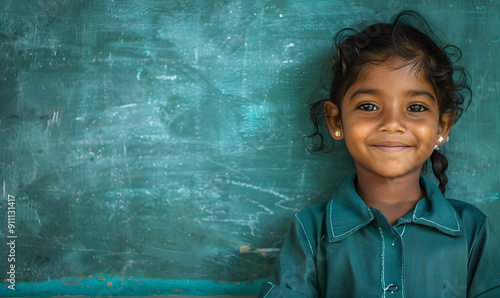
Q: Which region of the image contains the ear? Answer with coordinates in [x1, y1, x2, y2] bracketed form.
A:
[437, 111, 455, 145]
[324, 101, 344, 140]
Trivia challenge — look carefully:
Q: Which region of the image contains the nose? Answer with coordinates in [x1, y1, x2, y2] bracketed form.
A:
[378, 104, 407, 133]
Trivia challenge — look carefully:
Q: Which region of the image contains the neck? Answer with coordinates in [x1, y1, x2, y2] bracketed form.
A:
[355, 168, 425, 225]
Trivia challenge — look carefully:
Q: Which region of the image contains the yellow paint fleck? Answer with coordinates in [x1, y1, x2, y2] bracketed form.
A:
[239, 245, 251, 254]
[97, 276, 105, 281]
[107, 281, 113, 287]
[172, 288, 188, 293]
[257, 248, 271, 257]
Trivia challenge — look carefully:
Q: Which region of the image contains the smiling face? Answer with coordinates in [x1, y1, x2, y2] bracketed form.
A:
[325, 58, 454, 179]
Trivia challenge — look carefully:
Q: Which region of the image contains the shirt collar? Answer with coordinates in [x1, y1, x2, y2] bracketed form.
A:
[411, 175, 465, 236]
[326, 174, 465, 243]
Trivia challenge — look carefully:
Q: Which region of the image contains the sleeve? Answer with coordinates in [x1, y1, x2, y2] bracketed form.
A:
[467, 217, 500, 297]
[257, 214, 318, 298]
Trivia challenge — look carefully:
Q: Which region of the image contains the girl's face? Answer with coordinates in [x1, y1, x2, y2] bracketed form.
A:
[325, 58, 454, 179]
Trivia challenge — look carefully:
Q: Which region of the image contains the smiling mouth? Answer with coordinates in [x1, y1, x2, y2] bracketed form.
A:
[372, 145, 411, 153]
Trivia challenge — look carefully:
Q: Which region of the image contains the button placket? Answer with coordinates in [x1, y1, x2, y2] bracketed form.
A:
[392, 224, 407, 246]
[379, 226, 404, 297]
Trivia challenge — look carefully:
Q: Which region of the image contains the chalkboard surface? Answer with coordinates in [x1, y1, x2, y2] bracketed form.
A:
[1, 0, 499, 296]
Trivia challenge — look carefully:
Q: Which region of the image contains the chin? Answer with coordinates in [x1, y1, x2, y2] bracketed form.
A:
[355, 160, 424, 179]
[361, 164, 421, 179]
[374, 169, 421, 179]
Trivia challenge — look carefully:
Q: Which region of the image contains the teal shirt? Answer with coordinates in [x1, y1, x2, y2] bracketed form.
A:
[259, 175, 500, 297]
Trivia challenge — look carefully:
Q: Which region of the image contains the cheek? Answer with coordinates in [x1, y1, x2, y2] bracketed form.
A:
[414, 123, 438, 143]
[343, 124, 369, 154]
[412, 124, 439, 156]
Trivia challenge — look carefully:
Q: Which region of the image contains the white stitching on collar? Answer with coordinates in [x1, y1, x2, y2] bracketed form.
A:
[296, 214, 314, 256]
[412, 202, 461, 232]
[330, 203, 374, 238]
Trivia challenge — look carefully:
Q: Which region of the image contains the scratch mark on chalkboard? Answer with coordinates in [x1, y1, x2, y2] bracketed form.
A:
[205, 157, 250, 180]
[229, 180, 291, 205]
[156, 75, 178, 81]
[136, 67, 142, 81]
[239, 245, 281, 256]
[246, 198, 274, 214]
[489, 193, 499, 202]
[134, 241, 189, 255]
[481, 140, 495, 152]
[32, 15, 38, 48]
[33, 207, 42, 227]
[119, 103, 138, 109]
[44, 110, 62, 135]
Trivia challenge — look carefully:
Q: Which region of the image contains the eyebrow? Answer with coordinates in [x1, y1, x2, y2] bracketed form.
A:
[349, 88, 381, 101]
[407, 90, 436, 101]
[349, 88, 436, 101]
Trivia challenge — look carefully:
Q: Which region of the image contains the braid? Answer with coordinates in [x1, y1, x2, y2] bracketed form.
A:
[430, 150, 448, 194]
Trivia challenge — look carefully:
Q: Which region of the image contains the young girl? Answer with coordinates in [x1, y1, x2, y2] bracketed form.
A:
[258, 10, 500, 297]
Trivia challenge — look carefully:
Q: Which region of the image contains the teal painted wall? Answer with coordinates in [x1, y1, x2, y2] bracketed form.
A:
[0, 0, 499, 296]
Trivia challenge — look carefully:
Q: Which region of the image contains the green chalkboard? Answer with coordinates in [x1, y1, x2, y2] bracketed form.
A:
[1, 0, 499, 296]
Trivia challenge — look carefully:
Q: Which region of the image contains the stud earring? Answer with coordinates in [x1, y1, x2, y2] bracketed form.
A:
[438, 136, 444, 143]
[334, 131, 341, 137]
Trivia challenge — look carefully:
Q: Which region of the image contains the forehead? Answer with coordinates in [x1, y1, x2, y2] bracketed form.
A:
[347, 58, 434, 93]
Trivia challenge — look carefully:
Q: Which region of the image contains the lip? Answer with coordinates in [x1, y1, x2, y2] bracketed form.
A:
[371, 142, 411, 153]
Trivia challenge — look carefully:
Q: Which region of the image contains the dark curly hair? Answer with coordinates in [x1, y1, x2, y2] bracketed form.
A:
[307, 10, 472, 194]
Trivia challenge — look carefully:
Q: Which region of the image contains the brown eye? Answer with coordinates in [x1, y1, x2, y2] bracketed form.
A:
[407, 105, 426, 112]
[358, 103, 378, 111]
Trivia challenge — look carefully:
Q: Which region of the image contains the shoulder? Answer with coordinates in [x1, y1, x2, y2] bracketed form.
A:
[295, 201, 328, 230]
[447, 198, 489, 242]
[292, 201, 328, 249]
[447, 198, 487, 225]
[447, 200, 500, 295]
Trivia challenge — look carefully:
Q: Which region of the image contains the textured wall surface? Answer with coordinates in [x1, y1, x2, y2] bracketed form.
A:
[0, 0, 499, 296]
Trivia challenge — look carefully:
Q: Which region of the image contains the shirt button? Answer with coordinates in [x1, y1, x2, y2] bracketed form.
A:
[385, 284, 399, 292]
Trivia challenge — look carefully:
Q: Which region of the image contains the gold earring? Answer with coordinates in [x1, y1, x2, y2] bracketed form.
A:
[334, 131, 341, 137]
